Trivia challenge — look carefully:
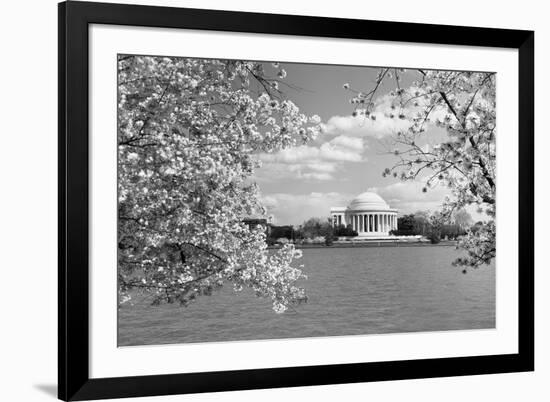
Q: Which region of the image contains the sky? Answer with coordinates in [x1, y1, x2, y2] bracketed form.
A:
[250, 61, 457, 226]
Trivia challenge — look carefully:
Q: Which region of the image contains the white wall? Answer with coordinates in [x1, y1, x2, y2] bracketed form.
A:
[0, 0, 546, 401]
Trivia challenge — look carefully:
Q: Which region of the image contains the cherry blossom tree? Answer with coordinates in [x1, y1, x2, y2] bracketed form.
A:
[118, 56, 321, 312]
[344, 68, 495, 270]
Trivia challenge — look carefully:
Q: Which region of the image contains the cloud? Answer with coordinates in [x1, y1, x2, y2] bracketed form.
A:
[326, 134, 365, 150]
[322, 113, 411, 138]
[322, 88, 449, 139]
[255, 135, 366, 181]
[368, 179, 488, 221]
[367, 178, 451, 215]
[260, 192, 354, 225]
[321, 94, 411, 138]
[260, 135, 365, 164]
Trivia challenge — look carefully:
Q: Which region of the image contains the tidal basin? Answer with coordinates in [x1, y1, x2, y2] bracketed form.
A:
[118, 246, 495, 346]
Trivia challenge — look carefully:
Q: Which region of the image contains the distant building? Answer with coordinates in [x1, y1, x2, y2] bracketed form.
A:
[243, 218, 271, 236]
[330, 192, 398, 237]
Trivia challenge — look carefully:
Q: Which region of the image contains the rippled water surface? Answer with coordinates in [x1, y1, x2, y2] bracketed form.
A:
[118, 246, 495, 346]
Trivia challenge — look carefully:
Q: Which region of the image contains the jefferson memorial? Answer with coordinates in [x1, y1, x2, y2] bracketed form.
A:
[331, 192, 398, 237]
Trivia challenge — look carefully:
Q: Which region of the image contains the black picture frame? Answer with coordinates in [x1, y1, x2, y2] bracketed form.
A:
[58, 1, 534, 400]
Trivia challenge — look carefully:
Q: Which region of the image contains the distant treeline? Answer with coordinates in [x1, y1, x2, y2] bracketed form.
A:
[267, 218, 340, 246]
[390, 213, 469, 244]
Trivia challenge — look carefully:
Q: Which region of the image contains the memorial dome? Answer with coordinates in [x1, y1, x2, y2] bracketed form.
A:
[348, 192, 390, 211]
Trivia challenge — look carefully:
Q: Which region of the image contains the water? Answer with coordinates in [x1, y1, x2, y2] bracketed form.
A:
[118, 246, 495, 346]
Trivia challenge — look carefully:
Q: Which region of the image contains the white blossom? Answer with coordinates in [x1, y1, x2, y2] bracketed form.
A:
[117, 56, 319, 311]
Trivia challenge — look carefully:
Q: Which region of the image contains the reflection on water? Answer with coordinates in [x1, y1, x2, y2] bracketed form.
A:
[118, 246, 495, 346]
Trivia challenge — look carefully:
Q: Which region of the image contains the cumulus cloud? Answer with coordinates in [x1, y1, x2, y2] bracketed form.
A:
[255, 135, 366, 181]
[322, 89, 449, 139]
[367, 178, 451, 215]
[328, 135, 364, 150]
[260, 192, 354, 225]
[322, 113, 411, 138]
[368, 178, 488, 221]
[260, 135, 365, 164]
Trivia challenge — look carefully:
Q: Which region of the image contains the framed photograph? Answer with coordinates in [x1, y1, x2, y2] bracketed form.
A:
[58, 1, 534, 400]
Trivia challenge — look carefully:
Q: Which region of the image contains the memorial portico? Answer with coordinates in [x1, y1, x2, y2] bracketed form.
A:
[330, 192, 398, 237]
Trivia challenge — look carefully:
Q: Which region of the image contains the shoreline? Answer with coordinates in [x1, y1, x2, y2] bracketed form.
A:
[268, 240, 459, 250]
